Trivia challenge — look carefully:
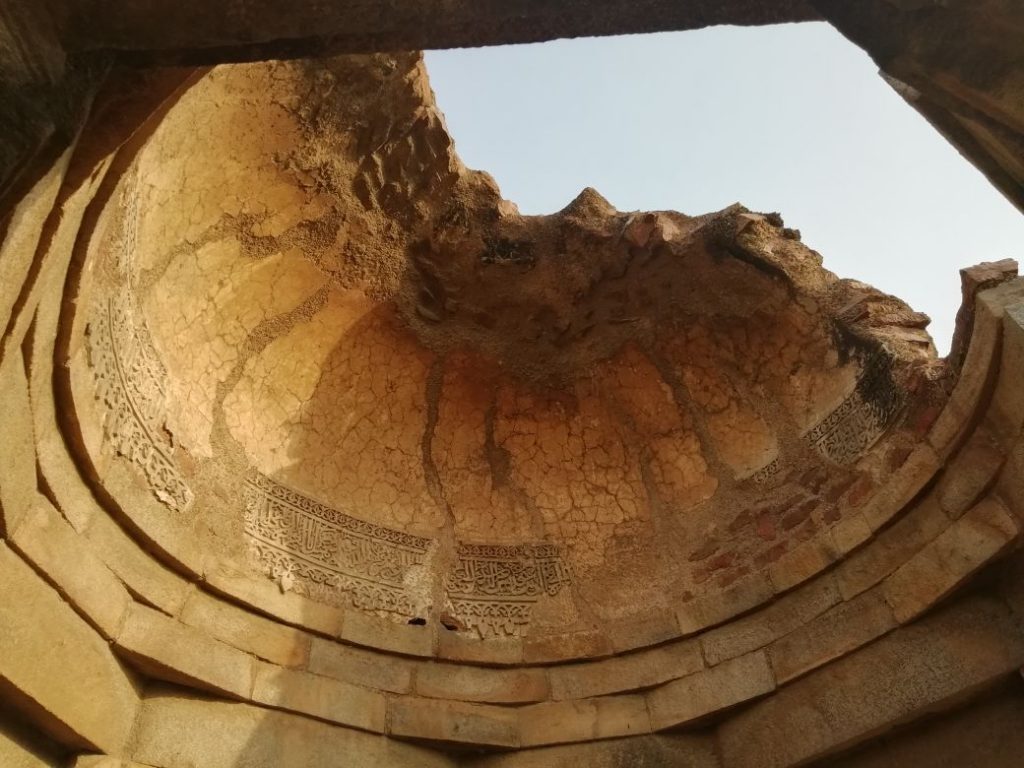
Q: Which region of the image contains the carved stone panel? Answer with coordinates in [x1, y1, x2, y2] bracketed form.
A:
[243, 472, 432, 618]
[804, 358, 904, 465]
[445, 543, 572, 638]
[87, 295, 193, 510]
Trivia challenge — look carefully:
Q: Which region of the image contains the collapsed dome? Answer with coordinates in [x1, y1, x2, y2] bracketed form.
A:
[73, 54, 948, 646]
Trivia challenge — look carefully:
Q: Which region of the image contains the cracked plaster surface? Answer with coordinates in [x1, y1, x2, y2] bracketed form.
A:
[76, 51, 950, 636]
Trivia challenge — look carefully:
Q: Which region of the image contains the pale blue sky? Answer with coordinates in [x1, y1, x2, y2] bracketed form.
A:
[425, 22, 1024, 353]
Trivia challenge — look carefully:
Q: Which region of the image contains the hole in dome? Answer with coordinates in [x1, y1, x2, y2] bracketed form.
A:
[425, 22, 1024, 354]
[407, 617, 428, 626]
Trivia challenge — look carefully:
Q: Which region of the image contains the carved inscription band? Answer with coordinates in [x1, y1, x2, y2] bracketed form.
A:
[804, 357, 903, 465]
[243, 473, 431, 616]
[88, 295, 194, 511]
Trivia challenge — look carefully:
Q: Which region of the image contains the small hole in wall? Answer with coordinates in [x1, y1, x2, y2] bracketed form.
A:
[440, 619, 461, 631]
[407, 617, 427, 626]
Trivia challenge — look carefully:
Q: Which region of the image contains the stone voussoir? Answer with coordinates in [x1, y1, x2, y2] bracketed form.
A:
[883, 496, 1021, 623]
[114, 603, 254, 700]
[387, 695, 520, 748]
[251, 660, 387, 733]
[645, 650, 776, 731]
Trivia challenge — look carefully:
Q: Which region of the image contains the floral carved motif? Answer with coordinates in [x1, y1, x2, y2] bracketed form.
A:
[88, 295, 193, 510]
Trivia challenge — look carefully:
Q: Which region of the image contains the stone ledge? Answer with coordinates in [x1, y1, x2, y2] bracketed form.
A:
[548, 640, 703, 701]
[676, 573, 775, 636]
[114, 603, 253, 700]
[717, 591, 1024, 768]
[700, 576, 841, 667]
[834, 494, 950, 601]
[523, 629, 614, 664]
[768, 586, 895, 685]
[937, 428, 1006, 517]
[982, 286, 1024, 443]
[0, 356, 37, 539]
[131, 693, 455, 768]
[415, 662, 549, 704]
[203, 566, 344, 638]
[387, 696, 520, 748]
[81, 509, 190, 619]
[7, 496, 131, 641]
[0, 543, 139, 754]
[646, 651, 775, 731]
[883, 497, 1020, 623]
[339, 609, 434, 658]
[251, 661, 386, 733]
[179, 589, 311, 668]
[518, 695, 651, 747]
[436, 631, 524, 665]
[307, 636, 414, 694]
[859, 444, 940, 533]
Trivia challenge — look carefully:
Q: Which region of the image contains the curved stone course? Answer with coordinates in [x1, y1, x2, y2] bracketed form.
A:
[1, 3, 1024, 766]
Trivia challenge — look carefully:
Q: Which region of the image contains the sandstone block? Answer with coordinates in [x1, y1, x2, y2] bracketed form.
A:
[32, 418, 103, 533]
[8, 498, 131, 640]
[523, 629, 612, 663]
[0, 357, 37, 536]
[824, 685, 1024, 768]
[835, 495, 949, 600]
[883, 497, 1019, 622]
[984, 291, 1024, 441]
[415, 662, 548, 703]
[0, 155, 65, 337]
[340, 610, 433, 657]
[436, 630, 523, 665]
[646, 651, 775, 730]
[827, 513, 873, 555]
[132, 693, 455, 768]
[860, 445, 940, 531]
[937, 430, 1005, 517]
[251, 661, 386, 732]
[996, 436, 1024, 525]
[928, 285, 1003, 455]
[115, 603, 253, 699]
[179, 590, 310, 667]
[518, 695, 651, 746]
[388, 696, 519, 747]
[307, 636, 414, 693]
[549, 640, 702, 700]
[701, 576, 841, 666]
[768, 538, 837, 593]
[83, 510, 190, 618]
[97, 462, 206, 580]
[0, 543, 138, 753]
[675, 573, 774, 635]
[768, 587, 895, 684]
[603, 607, 681, 653]
[204, 566, 344, 637]
[717, 593, 1024, 768]
[468, 733, 720, 768]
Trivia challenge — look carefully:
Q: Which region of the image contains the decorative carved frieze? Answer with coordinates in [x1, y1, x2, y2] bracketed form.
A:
[243, 472, 432, 617]
[751, 456, 783, 485]
[804, 358, 904, 465]
[446, 542, 572, 638]
[88, 295, 193, 510]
